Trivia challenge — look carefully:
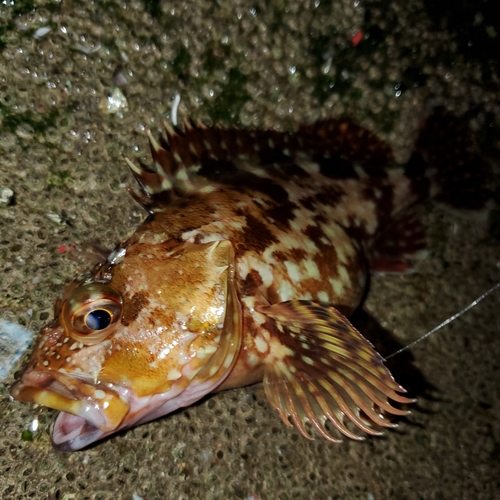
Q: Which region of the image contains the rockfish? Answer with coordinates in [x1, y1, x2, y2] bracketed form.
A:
[10, 108, 488, 451]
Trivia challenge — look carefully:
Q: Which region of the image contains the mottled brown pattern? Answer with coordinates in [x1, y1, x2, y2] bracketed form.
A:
[313, 213, 328, 225]
[137, 194, 218, 242]
[342, 216, 371, 242]
[304, 224, 329, 249]
[197, 158, 236, 177]
[13, 107, 492, 456]
[289, 247, 308, 261]
[265, 201, 298, 229]
[312, 249, 339, 289]
[10, 110, 491, 453]
[237, 214, 278, 255]
[298, 195, 317, 211]
[253, 199, 266, 210]
[315, 187, 344, 207]
[272, 250, 287, 261]
[371, 210, 427, 259]
[121, 292, 149, 326]
[241, 269, 264, 296]
[240, 174, 289, 204]
[199, 165, 290, 205]
[272, 247, 307, 262]
[283, 163, 309, 178]
[265, 163, 309, 180]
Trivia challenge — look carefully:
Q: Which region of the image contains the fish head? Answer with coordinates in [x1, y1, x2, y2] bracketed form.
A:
[10, 238, 242, 451]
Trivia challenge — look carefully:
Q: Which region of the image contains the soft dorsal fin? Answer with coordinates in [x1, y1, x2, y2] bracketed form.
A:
[297, 119, 394, 167]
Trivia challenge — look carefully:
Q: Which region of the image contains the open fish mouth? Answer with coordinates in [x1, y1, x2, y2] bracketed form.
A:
[10, 370, 130, 451]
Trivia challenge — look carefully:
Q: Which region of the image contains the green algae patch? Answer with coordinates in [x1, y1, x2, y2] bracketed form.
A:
[47, 170, 72, 190]
[172, 46, 192, 82]
[21, 429, 34, 441]
[206, 67, 251, 124]
[0, 104, 61, 137]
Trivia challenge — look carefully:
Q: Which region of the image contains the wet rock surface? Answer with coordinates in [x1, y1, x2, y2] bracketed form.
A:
[1, 1, 499, 498]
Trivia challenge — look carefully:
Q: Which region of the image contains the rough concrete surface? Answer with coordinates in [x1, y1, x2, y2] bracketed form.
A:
[1, 1, 499, 499]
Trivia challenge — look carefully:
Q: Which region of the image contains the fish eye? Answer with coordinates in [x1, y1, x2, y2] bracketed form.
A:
[85, 309, 112, 330]
[62, 283, 123, 346]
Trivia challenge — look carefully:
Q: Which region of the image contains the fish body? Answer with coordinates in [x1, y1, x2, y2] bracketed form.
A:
[10, 109, 488, 451]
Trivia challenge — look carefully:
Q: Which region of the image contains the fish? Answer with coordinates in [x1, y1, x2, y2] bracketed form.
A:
[10, 107, 489, 451]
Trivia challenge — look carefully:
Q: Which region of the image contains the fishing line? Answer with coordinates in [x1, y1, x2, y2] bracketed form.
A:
[385, 281, 500, 360]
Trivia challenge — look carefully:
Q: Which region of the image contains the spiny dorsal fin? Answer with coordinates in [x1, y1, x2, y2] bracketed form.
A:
[126, 116, 396, 210]
[124, 156, 171, 212]
[151, 126, 195, 195]
[125, 123, 198, 210]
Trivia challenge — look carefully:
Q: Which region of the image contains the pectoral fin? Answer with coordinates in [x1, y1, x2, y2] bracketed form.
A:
[256, 300, 414, 442]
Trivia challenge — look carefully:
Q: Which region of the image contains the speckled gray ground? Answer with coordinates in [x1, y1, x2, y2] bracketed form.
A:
[1, 1, 500, 499]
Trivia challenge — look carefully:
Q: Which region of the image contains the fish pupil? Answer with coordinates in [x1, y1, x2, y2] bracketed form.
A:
[86, 309, 112, 330]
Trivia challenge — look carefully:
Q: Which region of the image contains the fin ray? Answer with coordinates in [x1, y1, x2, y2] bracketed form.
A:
[370, 208, 428, 274]
[291, 375, 343, 442]
[281, 372, 314, 440]
[127, 116, 399, 209]
[259, 300, 413, 442]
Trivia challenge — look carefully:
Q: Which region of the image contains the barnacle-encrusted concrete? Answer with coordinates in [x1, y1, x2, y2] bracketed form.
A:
[1, 1, 499, 499]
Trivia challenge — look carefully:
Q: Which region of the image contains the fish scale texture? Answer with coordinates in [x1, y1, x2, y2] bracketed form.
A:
[1, 0, 500, 499]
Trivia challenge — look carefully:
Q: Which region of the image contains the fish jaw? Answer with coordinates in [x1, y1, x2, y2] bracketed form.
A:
[50, 390, 173, 451]
[50, 366, 237, 451]
[10, 368, 206, 451]
[10, 369, 130, 444]
[11, 351, 240, 451]
[52, 412, 108, 451]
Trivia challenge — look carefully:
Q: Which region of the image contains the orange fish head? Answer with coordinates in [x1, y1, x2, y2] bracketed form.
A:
[10, 239, 242, 451]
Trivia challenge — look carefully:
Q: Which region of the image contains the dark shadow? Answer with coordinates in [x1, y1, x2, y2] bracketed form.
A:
[350, 307, 440, 417]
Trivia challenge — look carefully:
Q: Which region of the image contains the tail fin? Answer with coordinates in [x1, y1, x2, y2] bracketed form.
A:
[369, 107, 492, 274]
[415, 106, 491, 216]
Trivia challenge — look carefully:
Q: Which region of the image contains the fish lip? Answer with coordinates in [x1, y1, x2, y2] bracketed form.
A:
[10, 369, 130, 436]
[51, 412, 107, 452]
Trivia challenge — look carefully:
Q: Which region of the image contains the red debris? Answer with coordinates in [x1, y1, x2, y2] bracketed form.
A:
[351, 30, 363, 47]
[57, 244, 75, 253]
